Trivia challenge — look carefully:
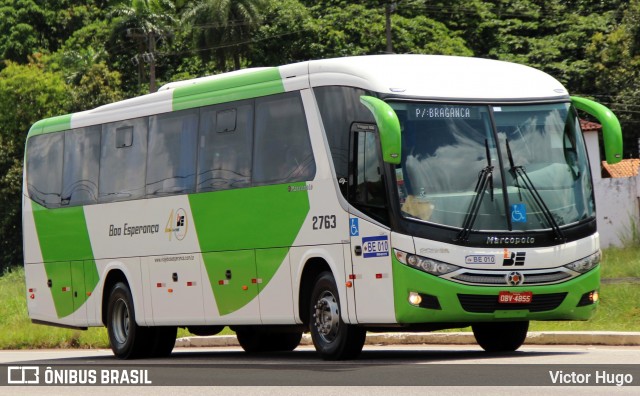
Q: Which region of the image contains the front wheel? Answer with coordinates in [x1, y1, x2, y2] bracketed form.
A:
[472, 321, 529, 352]
[309, 272, 366, 360]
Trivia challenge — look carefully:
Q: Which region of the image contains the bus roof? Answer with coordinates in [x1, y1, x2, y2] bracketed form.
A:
[28, 55, 569, 138]
[303, 55, 568, 101]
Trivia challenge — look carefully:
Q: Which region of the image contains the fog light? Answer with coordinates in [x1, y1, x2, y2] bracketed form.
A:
[577, 289, 600, 307]
[408, 292, 422, 306]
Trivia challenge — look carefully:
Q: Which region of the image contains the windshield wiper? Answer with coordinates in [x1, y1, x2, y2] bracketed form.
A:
[455, 139, 494, 243]
[506, 139, 566, 243]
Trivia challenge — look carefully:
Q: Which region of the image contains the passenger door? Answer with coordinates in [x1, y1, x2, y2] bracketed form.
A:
[348, 124, 396, 323]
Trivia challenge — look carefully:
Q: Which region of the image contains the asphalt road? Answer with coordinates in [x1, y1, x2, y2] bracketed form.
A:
[1, 345, 639, 395]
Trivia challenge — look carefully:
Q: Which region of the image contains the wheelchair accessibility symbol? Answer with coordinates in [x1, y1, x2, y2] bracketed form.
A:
[511, 203, 527, 223]
[350, 218, 359, 236]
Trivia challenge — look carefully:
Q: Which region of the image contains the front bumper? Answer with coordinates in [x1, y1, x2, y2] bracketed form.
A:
[392, 256, 599, 323]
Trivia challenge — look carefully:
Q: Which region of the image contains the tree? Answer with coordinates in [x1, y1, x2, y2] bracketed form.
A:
[0, 61, 71, 271]
[303, 2, 471, 58]
[587, 0, 640, 157]
[250, 0, 313, 66]
[182, 0, 269, 71]
[109, 0, 176, 92]
[71, 62, 124, 111]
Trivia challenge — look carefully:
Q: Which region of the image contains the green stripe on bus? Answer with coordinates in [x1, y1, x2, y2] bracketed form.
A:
[190, 183, 310, 315]
[172, 68, 285, 111]
[26, 114, 72, 138]
[32, 201, 98, 318]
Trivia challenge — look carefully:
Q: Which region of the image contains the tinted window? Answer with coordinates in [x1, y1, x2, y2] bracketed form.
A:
[99, 118, 148, 202]
[197, 101, 253, 192]
[314, 86, 374, 195]
[62, 126, 101, 206]
[147, 110, 198, 196]
[253, 93, 315, 186]
[26, 133, 64, 208]
[351, 128, 388, 224]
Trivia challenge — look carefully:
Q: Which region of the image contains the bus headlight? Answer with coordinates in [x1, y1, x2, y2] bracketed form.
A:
[395, 249, 459, 276]
[564, 250, 601, 273]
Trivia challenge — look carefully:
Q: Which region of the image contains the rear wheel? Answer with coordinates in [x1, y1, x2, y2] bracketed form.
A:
[149, 326, 177, 357]
[106, 282, 151, 359]
[236, 327, 303, 353]
[309, 272, 366, 360]
[472, 321, 529, 352]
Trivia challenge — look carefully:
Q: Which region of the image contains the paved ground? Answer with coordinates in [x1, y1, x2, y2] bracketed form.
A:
[175, 331, 640, 348]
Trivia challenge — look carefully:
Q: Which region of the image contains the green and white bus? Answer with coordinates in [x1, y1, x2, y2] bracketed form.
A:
[23, 55, 622, 360]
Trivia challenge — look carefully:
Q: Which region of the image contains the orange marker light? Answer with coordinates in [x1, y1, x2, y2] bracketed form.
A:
[242, 285, 248, 291]
[168, 288, 173, 293]
[346, 281, 353, 288]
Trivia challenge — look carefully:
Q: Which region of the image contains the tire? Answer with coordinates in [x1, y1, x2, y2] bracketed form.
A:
[309, 272, 366, 360]
[236, 328, 264, 353]
[472, 321, 529, 352]
[269, 331, 302, 352]
[236, 327, 302, 353]
[106, 281, 151, 359]
[149, 326, 177, 358]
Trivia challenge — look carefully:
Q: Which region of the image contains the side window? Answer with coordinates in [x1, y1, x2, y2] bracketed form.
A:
[147, 109, 198, 196]
[62, 126, 101, 206]
[99, 118, 148, 203]
[26, 133, 64, 208]
[314, 86, 374, 196]
[197, 101, 253, 192]
[350, 126, 389, 225]
[253, 92, 316, 186]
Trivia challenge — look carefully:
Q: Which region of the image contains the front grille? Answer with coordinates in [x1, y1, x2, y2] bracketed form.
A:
[451, 270, 571, 286]
[457, 292, 568, 313]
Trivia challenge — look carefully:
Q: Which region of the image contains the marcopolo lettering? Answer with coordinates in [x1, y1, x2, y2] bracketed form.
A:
[486, 236, 535, 245]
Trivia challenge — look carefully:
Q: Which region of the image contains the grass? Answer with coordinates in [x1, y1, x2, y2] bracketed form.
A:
[1, 245, 638, 349]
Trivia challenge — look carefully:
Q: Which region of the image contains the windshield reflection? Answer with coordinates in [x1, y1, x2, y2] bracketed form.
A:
[392, 102, 594, 232]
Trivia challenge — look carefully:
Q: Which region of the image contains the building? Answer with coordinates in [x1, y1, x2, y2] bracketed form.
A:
[582, 120, 640, 247]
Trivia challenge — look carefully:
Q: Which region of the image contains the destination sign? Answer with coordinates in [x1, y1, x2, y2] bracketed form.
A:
[409, 105, 480, 120]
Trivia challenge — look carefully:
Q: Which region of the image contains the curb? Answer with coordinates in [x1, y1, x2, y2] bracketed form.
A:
[176, 331, 640, 348]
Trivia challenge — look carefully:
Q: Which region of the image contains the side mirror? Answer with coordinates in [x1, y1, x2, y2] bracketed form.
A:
[359, 96, 401, 164]
[571, 96, 622, 164]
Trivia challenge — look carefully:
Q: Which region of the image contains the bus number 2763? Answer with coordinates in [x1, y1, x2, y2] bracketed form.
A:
[312, 215, 337, 230]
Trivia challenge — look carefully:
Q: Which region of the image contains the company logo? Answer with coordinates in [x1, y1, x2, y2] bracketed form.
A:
[7, 366, 39, 384]
[486, 236, 535, 245]
[165, 208, 188, 241]
[506, 271, 525, 286]
[502, 249, 526, 266]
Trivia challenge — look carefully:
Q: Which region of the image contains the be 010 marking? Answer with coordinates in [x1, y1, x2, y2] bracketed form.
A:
[362, 236, 389, 258]
[465, 255, 495, 264]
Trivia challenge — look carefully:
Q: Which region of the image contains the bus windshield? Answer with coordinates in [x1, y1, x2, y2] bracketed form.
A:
[392, 102, 594, 232]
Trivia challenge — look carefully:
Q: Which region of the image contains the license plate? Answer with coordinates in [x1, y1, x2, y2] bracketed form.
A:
[498, 291, 532, 304]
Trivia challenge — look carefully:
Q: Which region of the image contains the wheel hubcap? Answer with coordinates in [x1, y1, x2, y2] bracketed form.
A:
[313, 291, 340, 343]
[112, 298, 130, 345]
